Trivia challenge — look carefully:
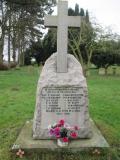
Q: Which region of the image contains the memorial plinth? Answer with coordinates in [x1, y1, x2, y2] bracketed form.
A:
[12, 119, 109, 151]
[33, 53, 92, 139]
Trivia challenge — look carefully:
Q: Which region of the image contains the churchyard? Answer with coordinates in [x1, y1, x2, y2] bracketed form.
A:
[0, 0, 120, 159]
[0, 66, 120, 159]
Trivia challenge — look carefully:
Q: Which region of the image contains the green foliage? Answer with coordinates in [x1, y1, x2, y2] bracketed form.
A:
[68, 4, 95, 76]
[60, 128, 68, 137]
[68, 8, 75, 16]
[29, 39, 44, 66]
[91, 27, 120, 69]
[0, 0, 56, 66]
[85, 10, 89, 23]
[114, 54, 120, 65]
[91, 52, 113, 69]
[25, 4, 92, 69]
[24, 28, 57, 66]
[91, 52, 120, 69]
[24, 49, 32, 65]
[43, 28, 57, 56]
[68, 5, 120, 75]
[74, 4, 79, 16]
[80, 8, 85, 16]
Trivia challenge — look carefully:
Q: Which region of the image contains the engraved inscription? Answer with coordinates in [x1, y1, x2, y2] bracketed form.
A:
[41, 87, 85, 114]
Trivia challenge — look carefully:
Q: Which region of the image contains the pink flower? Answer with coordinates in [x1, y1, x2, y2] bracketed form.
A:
[49, 128, 54, 136]
[16, 149, 24, 158]
[54, 127, 60, 133]
[59, 119, 64, 126]
[70, 132, 78, 138]
[54, 127, 60, 137]
[62, 137, 69, 142]
[56, 134, 61, 138]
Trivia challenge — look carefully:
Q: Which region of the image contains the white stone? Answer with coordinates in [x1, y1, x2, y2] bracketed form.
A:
[44, 0, 81, 73]
[33, 53, 92, 139]
[57, 139, 68, 147]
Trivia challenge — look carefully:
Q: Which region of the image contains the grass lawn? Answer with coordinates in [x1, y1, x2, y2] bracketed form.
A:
[0, 66, 120, 160]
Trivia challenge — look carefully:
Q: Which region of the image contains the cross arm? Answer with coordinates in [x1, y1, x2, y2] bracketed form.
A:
[67, 16, 81, 27]
[44, 15, 57, 27]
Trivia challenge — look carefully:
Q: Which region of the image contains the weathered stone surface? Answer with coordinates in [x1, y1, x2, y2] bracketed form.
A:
[12, 119, 109, 151]
[33, 53, 92, 139]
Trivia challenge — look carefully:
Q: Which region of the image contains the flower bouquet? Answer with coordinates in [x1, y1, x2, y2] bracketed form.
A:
[48, 119, 79, 147]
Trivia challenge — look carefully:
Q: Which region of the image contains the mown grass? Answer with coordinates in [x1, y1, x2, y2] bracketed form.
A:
[88, 70, 120, 147]
[0, 66, 120, 160]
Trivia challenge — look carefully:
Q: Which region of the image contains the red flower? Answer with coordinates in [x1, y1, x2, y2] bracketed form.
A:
[59, 119, 64, 126]
[54, 127, 60, 138]
[70, 132, 78, 138]
[57, 124, 61, 127]
[62, 137, 69, 142]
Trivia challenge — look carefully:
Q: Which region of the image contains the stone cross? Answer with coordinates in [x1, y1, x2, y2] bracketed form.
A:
[44, 0, 81, 73]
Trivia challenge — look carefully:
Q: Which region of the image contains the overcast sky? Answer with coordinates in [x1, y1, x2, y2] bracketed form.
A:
[54, 0, 120, 34]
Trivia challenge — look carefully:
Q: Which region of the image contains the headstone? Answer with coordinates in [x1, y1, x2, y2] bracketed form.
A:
[44, 0, 81, 73]
[99, 68, 105, 75]
[33, 53, 92, 139]
[33, 0, 92, 139]
[116, 67, 120, 75]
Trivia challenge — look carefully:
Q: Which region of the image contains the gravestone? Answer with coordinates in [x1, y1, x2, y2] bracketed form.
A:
[99, 68, 105, 75]
[12, 0, 109, 152]
[33, 0, 93, 139]
[33, 54, 92, 139]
